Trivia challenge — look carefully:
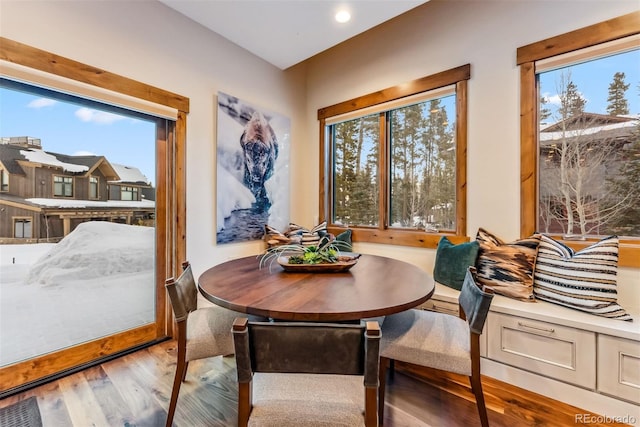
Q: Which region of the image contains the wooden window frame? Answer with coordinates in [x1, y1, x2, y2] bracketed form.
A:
[53, 175, 74, 197]
[0, 168, 8, 192]
[89, 175, 99, 199]
[318, 64, 471, 248]
[517, 12, 640, 267]
[0, 37, 189, 394]
[121, 185, 139, 201]
[13, 216, 32, 238]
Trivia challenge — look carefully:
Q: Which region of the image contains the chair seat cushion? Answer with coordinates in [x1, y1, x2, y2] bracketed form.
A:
[248, 373, 365, 426]
[186, 305, 240, 361]
[380, 309, 471, 375]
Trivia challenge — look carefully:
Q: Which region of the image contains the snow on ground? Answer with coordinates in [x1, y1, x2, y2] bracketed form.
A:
[0, 222, 155, 366]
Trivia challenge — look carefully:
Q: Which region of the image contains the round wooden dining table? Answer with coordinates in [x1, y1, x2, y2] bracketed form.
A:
[197, 254, 434, 322]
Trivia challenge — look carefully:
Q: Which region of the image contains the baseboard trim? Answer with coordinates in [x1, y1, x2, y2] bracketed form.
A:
[481, 358, 640, 426]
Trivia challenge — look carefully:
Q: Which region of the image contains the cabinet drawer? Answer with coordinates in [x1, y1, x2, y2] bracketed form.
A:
[487, 312, 596, 388]
[421, 299, 459, 316]
[598, 335, 640, 404]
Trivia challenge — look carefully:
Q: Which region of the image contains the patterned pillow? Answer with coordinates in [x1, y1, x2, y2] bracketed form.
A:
[286, 221, 327, 247]
[533, 235, 631, 321]
[264, 224, 292, 247]
[433, 236, 480, 291]
[475, 228, 540, 301]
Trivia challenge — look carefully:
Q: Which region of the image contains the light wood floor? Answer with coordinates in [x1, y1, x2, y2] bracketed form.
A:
[0, 340, 629, 426]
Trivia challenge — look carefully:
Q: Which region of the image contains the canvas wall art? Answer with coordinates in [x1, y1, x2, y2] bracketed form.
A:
[216, 92, 290, 244]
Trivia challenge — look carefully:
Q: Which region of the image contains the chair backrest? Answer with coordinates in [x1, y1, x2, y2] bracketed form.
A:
[165, 261, 198, 322]
[233, 318, 380, 377]
[232, 318, 381, 426]
[458, 266, 494, 335]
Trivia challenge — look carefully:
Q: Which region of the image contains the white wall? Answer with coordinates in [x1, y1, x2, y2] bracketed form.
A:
[0, 0, 306, 276]
[298, 0, 640, 311]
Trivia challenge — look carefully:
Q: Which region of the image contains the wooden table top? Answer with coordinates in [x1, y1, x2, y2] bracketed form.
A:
[198, 254, 434, 322]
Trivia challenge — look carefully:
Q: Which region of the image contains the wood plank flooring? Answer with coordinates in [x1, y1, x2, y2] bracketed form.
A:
[0, 340, 630, 426]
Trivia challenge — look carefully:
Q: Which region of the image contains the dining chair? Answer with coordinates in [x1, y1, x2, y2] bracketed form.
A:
[164, 261, 249, 427]
[232, 317, 381, 427]
[378, 266, 494, 427]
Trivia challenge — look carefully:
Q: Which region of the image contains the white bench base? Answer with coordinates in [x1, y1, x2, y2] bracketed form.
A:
[426, 283, 640, 423]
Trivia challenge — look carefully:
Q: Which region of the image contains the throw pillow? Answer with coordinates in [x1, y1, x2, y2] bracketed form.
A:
[433, 236, 480, 291]
[285, 221, 327, 247]
[533, 235, 632, 321]
[475, 228, 540, 301]
[264, 224, 291, 247]
[334, 229, 353, 251]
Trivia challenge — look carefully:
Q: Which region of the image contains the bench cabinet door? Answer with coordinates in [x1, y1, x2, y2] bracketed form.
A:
[487, 312, 596, 388]
[598, 335, 640, 404]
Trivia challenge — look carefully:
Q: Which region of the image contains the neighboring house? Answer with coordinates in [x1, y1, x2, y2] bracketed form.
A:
[0, 136, 155, 242]
[538, 113, 639, 235]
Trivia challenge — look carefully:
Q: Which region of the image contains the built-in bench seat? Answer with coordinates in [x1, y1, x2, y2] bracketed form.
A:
[423, 282, 640, 425]
[429, 283, 640, 341]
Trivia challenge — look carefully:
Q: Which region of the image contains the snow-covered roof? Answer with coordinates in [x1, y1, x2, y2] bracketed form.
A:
[20, 149, 89, 173]
[26, 198, 155, 209]
[110, 163, 150, 184]
[540, 120, 638, 142]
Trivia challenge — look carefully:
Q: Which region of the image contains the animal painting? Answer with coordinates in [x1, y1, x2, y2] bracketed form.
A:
[240, 111, 279, 211]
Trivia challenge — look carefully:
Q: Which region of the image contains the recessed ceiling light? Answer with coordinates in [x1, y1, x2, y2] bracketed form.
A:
[335, 10, 351, 23]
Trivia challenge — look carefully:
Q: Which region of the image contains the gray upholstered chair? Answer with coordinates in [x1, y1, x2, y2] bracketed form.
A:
[165, 261, 249, 427]
[378, 266, 494, 427]
[232, 317, 381, 427]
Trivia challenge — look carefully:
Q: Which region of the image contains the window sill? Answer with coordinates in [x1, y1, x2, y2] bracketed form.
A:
[327, 226, 469, 249]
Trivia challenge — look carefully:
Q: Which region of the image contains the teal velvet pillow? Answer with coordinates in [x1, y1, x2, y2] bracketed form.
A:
[334, 229, 353, 251]
[433, 236, 480, 290]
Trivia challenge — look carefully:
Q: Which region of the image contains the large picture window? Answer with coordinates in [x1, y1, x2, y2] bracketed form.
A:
[319, 65, 470, 248]
[518, 12, 640, 267]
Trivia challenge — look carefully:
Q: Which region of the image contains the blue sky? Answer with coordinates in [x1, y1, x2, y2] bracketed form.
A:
[539, 48, 639, 118]
[0, 88, 156, 185]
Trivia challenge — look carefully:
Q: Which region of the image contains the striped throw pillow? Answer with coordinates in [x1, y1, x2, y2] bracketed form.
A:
[285, 221, 327, 247]
[533, 235, 631, 321]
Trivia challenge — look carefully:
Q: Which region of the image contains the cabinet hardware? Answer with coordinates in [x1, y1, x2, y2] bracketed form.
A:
[517, 322, 555, 333]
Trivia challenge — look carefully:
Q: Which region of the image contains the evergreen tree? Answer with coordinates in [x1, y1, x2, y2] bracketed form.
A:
[606, 72, 630, 115]
[333, 120, 359, 224]
[539, 94, 552, 125]
[606, 123, 640, 236]
[418, 99, 455, 230]
[390, 104, 425, 227]
[559, 80, 586, 118]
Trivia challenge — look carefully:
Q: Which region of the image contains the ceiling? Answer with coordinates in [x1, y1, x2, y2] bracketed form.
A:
[158, 0, 428, 70]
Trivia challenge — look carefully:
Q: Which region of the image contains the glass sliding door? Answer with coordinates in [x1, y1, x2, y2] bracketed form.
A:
[0, 81, 160, 366]
[0, 38, 187, 394]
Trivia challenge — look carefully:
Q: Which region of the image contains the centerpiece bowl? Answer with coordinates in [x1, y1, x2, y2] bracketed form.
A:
[259, 235, 359, 273]
[276, 254, 360, 273]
